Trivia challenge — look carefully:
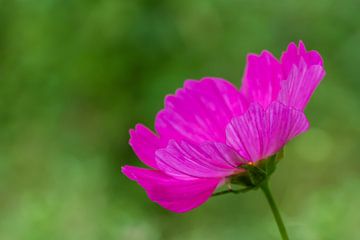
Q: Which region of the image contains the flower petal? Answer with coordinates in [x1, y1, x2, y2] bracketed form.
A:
[129, 124, 166, 169]
[155, 78, 248, 144]
[241, 51, 282, 108]
[155, 140, 245, 180]
[266, 102, 310, 155]
[278, 59, 325, 111]
[240, 41, 325, 110]
[226, 102, 309, 161]
[225, 103, 268, 161]
[280, 40, 323, 77]
[122, 166, 221, 213]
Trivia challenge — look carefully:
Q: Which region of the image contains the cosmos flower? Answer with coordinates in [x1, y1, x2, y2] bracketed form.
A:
[122, 41, 325, 213]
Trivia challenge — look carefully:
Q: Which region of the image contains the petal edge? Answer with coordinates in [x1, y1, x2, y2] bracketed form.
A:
[122, 166, 221, 213]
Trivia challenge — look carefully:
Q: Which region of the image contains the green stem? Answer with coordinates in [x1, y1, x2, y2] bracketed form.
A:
[212, 187, 251, 197]
[260, 181, 289, 240]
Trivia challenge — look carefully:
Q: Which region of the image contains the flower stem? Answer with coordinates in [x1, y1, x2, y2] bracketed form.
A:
[260, 181, 289, 240]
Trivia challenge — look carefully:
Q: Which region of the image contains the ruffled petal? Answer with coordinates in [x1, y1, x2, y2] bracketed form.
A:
[280, 40, 323, 77]
[226, 102, 309, 161]
[278, 59, 325, 111]
[122, 166, 221, 213]
[155, 140, 245, 180]
[129, 124, 167, 169]
[240, 41, 325, 110]
[155, 78, 248, 144]
[241, 51, 282, 108]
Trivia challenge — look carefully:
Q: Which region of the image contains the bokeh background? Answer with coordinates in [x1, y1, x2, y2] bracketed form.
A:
[1, 0, 359, 239]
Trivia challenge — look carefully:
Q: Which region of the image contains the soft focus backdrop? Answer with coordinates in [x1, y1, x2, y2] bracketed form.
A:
[1, 0, 359, 239]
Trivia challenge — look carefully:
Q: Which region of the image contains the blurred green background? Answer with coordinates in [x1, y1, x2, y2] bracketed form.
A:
[0, 0, 359, 239]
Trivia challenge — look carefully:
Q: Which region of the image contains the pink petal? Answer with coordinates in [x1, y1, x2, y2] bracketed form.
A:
[280, 41, 323, 77]
[241, 51, 282, 108]
[278, 59, 325, 111]
[266, 102, 310, 155]
[240, 41, 325, 110]
[122, 166, 221, 213]
[129, 124, 167, 169]
[278, 41, 325, 110]
[155, 140, 245, 180]
[226, 102, 309, 161]
[225, 103, 268, 161]
[155, 78, 248, 144]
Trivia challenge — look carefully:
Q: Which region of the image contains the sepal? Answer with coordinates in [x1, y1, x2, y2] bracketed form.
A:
[230, 149, 283, 189]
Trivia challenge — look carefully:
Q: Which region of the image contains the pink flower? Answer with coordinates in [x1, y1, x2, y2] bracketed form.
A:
[122, 41, 325, 213]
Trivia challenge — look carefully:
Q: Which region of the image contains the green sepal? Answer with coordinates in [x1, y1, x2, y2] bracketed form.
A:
[275, 148, 284, 161]
[212, 149, 285, 197]
[230, 173, 254, 187]
[230, 149, 284, 190]
[241, 164, 266, 188]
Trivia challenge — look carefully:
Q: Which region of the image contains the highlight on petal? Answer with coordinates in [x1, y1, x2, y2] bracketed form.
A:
[226, 102, 309, 161]
[241, 41, 325, 110]
[122, 166, 221, 213]
[155, 140, 245, 180]
[155, 78, 248, 144]
[129, 124, 166, 169]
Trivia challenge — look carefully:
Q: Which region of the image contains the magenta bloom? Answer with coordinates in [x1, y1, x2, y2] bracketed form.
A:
[122, 41, 325, 213]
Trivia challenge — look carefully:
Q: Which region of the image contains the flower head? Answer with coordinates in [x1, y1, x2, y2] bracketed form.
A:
[122, 41, 325, 213]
